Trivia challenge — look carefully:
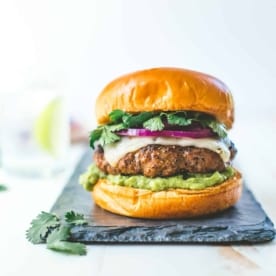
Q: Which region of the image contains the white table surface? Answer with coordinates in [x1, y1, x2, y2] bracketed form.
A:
[1, 117, 276, 276]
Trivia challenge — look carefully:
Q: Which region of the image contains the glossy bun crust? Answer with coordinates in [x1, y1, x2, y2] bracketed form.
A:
[92, 170, 242, 219]
[96, 67, 234, 128]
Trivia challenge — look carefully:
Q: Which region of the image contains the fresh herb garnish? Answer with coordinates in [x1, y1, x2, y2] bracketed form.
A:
[0, 184, 7, 191]
[109, 109, 126, 123]
[47, 238, 87, 255]
[166, 112, 193, 126]
[89, 126, 122, 148]
[90, 110, 227, 148]
[99, 127, 121, 145]
[26, 212, 60, 244]
[205, 120, 227, 139]
[143, 116, 164, 131]
[46, 225, 86, 256]
[123, 112, 154, 128]
[26, 211, 88, 255]
[89, 128, 102, 148]
[64, 211, 88, 226]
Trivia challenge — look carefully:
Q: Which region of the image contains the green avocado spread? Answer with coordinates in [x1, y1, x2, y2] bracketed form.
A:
[79, 164, 235, 192]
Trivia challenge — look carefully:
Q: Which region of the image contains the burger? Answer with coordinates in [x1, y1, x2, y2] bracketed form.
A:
[79, 67, 242, 219]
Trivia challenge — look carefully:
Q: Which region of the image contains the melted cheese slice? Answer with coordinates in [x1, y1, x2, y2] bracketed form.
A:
[102, 137, 230, 167]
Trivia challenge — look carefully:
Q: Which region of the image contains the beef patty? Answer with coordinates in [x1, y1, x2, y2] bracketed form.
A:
[94, 143, 236, 178]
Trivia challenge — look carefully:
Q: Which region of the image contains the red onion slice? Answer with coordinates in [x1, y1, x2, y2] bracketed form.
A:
[116, 128, 214, 138]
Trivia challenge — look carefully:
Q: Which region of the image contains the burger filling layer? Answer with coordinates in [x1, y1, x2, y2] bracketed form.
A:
[100, 136, 231, 166]
[79, 164, 235, 192]
[94, 143, 236, 177]
[81, 110, 237, 192]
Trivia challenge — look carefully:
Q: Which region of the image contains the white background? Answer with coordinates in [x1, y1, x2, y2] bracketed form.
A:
[0, 0, 276, 126]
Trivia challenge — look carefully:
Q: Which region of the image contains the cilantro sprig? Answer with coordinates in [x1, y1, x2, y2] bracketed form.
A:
[65, 211, 88, 226]
[26, 211, 88, 256]
[46, 226, 86, 255]
[143, 116, 164, 131]
[26, 212, 60, 244]
[90, 109, 227, 148]
[0, 184, 7, 192]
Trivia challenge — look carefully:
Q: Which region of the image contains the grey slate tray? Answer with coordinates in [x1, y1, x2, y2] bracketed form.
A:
[51, 150, 275, 244]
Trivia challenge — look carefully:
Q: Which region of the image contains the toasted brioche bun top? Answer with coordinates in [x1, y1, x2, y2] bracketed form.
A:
[96, 67, 234, 128]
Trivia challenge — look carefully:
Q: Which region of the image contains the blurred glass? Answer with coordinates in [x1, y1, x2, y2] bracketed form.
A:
[1, 88, 70, 177]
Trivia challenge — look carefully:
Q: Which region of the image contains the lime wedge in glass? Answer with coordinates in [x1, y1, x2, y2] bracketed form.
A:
[34, 96, 69, 157]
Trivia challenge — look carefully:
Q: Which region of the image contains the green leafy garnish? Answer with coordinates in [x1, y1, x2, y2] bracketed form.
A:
[26, 212, 60, 244]
[46, 225, 87, 256]
[65, 211, 88, 226]
[89, 129, 102, 148]
[0, 184, 7, 191]
[99, 127, 121, 146]
[206, 121, 227, 139]
[46, 225, 70, 244]
[109, 109, 125, 123]
[47, 240, 87, 255]
[123, 112, 154, 127]
[108, 123, 125, 132]
[90, 126, 122, 149]
[143, 116, 164, 131]
[26, 211, 89, 256]
[166, 112, 192, 126]
[89, 110, 228, 148]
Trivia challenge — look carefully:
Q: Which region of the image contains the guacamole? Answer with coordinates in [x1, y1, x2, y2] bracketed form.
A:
[79, 164, 234, 192]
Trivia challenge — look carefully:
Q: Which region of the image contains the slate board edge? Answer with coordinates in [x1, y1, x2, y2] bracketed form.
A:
[69, 216, 275, 244]
[51, 150, 275, 244]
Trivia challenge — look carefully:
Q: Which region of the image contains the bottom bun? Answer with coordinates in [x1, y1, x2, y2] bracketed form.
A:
[92, 170, 242, 219]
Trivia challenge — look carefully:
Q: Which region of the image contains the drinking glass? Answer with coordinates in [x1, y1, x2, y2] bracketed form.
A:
[1, 88, 70, 177]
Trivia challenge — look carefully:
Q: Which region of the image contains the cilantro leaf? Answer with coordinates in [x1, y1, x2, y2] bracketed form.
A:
[122, 113, 132, 124]
[179, 112, 227, 138]
[26, 212, 60, 244]
[46, 226, 86, 255]
[27, 211, 88, 256]
[90, 123, 124, 149]
[64, 211, 88, 226]
[207, 121, 227, 138]
[47, 240, 87, 256]
[123, 112, 154, 127]
[89, 128, 103, 149]
[108, 123, 125, 132]
[99, 127, 121, 146]
[89, 110, 154, 148]
[109, 109, 126, 123]
[0, 184, 7, 191]
[46, 225, 70, 244]
[166, 113, 193, 126]
[143, 116, 164, 131]
[47, 223, 86, 255]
